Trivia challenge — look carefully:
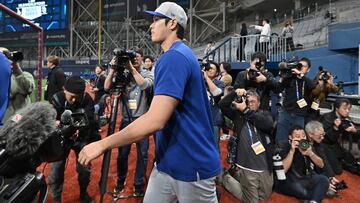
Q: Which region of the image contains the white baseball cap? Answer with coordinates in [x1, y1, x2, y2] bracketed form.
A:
[144, 2, 188, 29]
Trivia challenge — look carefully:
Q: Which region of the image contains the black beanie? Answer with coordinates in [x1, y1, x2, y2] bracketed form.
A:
[64, 76, 85, 94]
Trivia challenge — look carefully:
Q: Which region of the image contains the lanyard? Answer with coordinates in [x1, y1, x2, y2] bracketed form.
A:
[246, 122, 255, 144]
[295, 80, 305, 100]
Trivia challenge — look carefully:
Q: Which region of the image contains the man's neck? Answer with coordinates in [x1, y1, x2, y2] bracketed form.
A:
[161, 34, 181, 52]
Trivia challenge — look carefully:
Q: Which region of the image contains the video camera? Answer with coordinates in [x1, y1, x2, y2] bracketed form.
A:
[0, 106, 89, 203]
[110, 48, 137, 89]
[278, 58, 303, 78]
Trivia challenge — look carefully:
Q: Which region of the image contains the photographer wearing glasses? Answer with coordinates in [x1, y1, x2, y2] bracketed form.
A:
[305, 121, 342, 196]
[320, 98, 359, 175]
[233, 52, 276, 111]
[104, 47, 154, 196]
[275, 57, 316, 144]
[274, 125, 329, 203]
[219, 89, 274, 203]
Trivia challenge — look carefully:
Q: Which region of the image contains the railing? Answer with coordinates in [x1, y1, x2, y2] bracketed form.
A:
[203, 35, 287, 63]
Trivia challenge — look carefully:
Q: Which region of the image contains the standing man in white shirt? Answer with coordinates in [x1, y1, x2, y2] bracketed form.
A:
[250, 19, 271, 57]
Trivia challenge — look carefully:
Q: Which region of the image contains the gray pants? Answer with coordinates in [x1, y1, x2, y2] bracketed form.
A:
[236, 168, 273, 203]
[143, 167, 218, 203]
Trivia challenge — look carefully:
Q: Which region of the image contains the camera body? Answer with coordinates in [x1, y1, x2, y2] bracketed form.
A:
[234, 94, 246, 103]
[298, 139, 310, 150]
[318, 67, 337, 82]
[2, 50, 24, 62]
[248, 69, 260, 80]
[339, 119, 352, 131]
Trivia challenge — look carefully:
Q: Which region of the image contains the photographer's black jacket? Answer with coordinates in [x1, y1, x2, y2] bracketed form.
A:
[233, 69, 276, 111]
[275, 75, 315, 116]
[320, 111, 341, 145]
[51, 91, 98, 143]
[219, 91, 274, 171]
[94, 74, 106, 103]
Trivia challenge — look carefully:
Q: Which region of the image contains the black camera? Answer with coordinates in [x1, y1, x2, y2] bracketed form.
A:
[111, 48, 137, 89]
[227, 136, 237, 164]
[248, 69, 260, 80]
[298, 139, 310, 150]
[318, 66, 337, 82]
[335, 180, 348, 190]
[339, 119, 352, 131]
[234, 94, 246, 103]
[113, 48, 137, 68]
[3, 50, 24, 62]
[278, 58, 302, 78]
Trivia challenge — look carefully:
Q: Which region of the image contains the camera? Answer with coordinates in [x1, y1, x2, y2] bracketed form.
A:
[254, 58, 262, 70]
[335, 180, 348, 190]
[0, 110, 89, 203]
[113, 48, 137, 68]
[278, 58, 302, 78]
[234, 94, 246, 103]
[298, 139, 310, 150]
[111, 48, 137, 89]
[2, 50, 24, 62]
[201, 61, 211, 71]
[318, 66, 337, 82]
[248, 69, 260, 80]
[227, 136, 237, 164]
[339, 119, 352, 131]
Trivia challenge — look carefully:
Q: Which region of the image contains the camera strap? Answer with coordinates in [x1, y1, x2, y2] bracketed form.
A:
[295, 80, 305, 100]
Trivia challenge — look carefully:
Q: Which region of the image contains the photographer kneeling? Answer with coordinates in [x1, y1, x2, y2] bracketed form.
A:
[104, 47, 154, 196]
[320, 98, 360, 175]
[219, 89, 274, 203]
[274, 125, 329, 203]
[49, 76, 100, 203]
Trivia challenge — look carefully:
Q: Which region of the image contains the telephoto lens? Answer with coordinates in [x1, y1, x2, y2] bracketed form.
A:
[273, 153, 286, 180]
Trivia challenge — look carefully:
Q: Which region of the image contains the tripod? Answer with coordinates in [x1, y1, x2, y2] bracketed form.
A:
[99, 87, 148, 203]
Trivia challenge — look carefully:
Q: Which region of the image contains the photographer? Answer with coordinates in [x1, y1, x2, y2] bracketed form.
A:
[320, 98, 359, 175]
[91, 64, 106, 104]
[275, 57, 316, 144]
[0, 49, 12, 128]
[233, 52, 276, 111]
[48, 76, 100, 203]
[274, 125, 330, 203]
[104, 47, 154, 196]
[305, 121, 341, 195]
[312, 67, 339, 104]
[0, 48, 35, 124]
[203, 61, 224, 150]
[219, 90, 274, 203]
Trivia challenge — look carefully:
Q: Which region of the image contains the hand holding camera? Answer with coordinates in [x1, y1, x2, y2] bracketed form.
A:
[232, 89, 247, 111]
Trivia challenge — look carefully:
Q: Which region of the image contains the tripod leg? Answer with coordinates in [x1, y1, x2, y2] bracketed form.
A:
[99, 95, 120, 203]
[119, 95, 149, 193]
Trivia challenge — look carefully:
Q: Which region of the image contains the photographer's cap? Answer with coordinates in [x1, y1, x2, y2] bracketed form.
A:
[144, 2, 188, 29]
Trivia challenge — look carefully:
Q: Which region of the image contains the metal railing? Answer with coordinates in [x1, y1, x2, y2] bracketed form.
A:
[203, 35, 287, 63]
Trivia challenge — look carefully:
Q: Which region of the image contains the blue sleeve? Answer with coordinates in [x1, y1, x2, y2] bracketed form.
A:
[154, 51, 190, 100]
[0, 53, 11, 126]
